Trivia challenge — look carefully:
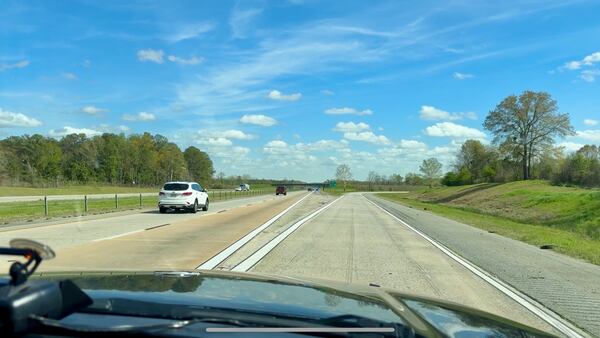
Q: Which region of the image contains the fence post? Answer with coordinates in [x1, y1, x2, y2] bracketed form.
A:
[115, 194, 118, 209]
[84, 195, 88, 213]
[44, 196, 48, 216]
[139, 193, 142, 208]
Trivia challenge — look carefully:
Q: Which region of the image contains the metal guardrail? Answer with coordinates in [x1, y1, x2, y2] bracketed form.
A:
[0, 189, 273, 220]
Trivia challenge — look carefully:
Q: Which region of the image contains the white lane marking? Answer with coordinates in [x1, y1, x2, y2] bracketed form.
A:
[92, 229, 144, 242]
[364, 196, 586, 338]
[196, 193, 313, 270]
[231, 195, 344, 272]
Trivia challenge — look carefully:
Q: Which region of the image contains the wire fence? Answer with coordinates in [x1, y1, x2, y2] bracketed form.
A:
[0, 189, 272, 224]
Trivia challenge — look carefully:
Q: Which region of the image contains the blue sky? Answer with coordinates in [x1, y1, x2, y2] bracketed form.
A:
[1, 0, 600, 181]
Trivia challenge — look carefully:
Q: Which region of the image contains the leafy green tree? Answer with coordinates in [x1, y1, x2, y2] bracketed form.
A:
[158, 143, 187, 182]
[419, 157, 442, 187]
[404, 172, 424, 185]
[484, 91, 574, 180]
[183, 146, 214, 184]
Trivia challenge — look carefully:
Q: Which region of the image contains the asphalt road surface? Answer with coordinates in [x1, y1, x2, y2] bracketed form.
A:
[2, 190, 595, 336]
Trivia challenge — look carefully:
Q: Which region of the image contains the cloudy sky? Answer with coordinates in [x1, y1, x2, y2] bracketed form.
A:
[1, 0, 600, 181]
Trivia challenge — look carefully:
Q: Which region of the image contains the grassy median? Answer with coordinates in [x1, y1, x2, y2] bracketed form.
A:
[0, 185, 158, 196]
[377, 180, 600, 265]
[0, 189, 270, 223]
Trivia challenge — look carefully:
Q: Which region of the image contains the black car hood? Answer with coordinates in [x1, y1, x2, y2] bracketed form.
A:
[33, 270, 556, 338]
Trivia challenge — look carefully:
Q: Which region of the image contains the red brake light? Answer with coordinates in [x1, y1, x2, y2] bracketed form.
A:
[182, 192, 193, 196]
[159, 192, 165, 196]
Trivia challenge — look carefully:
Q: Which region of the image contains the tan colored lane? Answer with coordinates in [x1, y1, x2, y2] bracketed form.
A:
[39, 193, 308, 272]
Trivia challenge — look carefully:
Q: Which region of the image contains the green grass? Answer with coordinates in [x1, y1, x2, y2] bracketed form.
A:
[0, 185, 159, 196]
[322, 186, 359, 196]
[377, 180, 600, 265]
[0, 189, 271, 223]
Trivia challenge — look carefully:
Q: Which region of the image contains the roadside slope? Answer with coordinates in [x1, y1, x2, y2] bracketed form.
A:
[380, 180, 600, 264]
[366, 193, 600, 337]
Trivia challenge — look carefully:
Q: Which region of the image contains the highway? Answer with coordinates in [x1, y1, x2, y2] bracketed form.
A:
[1, 191, 597, 337]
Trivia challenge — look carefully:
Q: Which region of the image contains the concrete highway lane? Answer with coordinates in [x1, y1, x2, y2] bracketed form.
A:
[365, 193, 600, 337]
[35, 192, 309, 271]
[247, 193, 563, 336]
[0, 191, 305, 271]
[0, 190, 581, 336]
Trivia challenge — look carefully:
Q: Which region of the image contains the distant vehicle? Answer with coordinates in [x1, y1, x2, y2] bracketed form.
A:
[236, 183, 250, 191]
[158, 181, 209, 213]
[276, 186, 287, 195]
[307, 187, 313, 191]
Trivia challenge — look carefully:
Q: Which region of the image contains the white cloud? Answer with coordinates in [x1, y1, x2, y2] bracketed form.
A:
[267, 90, 302, 101]
[558, 141, 585, 152]
[343, 131, 390, 145]
[321, 89, 334, 95]
[229, 7, 262, 39]
[122, 112, 156, 121]
[266, 140, 287, 148]
[0, 108, 42, 128]
[202, 129, 256, 140]
[424, 122, 486, 139]
[584, 119, 598, 126]
[453, 72, 474, 80]
[576, 129, 600, 142]
[0, 60, 30, 72]
[580, 69, 600, 82]
[420, 105, 477, 121]
[137, 49, 164, 64]
[173, 25, 387, 116]
[333, 121, 370, 133]
[164, 22, 214, 42]
[49, 126, 101, 137]
[398, 139, 427, 149]
[62, 72, 77, 80]
[240, 114, 277, 126]
[563, 51, 600, 70]
[208, 145, 251, 162]
[325, 107, 373, 116]
[96, 124, 130, 134]
[168, 55, 203, 65]
[81, 105, 107, 115]
[562, 52, 600, 82]
[196, 137, 233, 146]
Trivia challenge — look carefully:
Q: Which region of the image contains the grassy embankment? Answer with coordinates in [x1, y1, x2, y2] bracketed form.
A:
[377, 180, 600, 265]
[0, 187, 271, 223]
[0, 185, 158, 196]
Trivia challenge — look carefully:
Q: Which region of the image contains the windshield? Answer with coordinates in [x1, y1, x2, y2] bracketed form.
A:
[163, 183, 190, 191]
[1, 1, 598, 337]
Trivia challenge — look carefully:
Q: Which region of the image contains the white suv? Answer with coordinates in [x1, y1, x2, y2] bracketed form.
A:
[158, 182, 209, 213]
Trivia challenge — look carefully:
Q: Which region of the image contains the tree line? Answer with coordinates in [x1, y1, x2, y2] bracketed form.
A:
[337, 90, 598, 189]
[441, 91, 599, 187]
[0, 132, 215, 187]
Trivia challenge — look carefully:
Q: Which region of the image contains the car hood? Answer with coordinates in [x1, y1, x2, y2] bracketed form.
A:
[34, 270, 556, 337]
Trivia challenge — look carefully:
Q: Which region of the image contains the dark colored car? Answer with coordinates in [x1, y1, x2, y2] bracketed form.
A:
[0, 240, 557, 338]
[276, 186, 287, 195]
[3, 270, 557, 338]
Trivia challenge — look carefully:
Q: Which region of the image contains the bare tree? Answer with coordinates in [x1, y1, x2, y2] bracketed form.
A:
[335, 164, 353, 192]
[367, 171, 378, 191]
[484, 91, 574, 180]
[420, 158, 442, 187]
